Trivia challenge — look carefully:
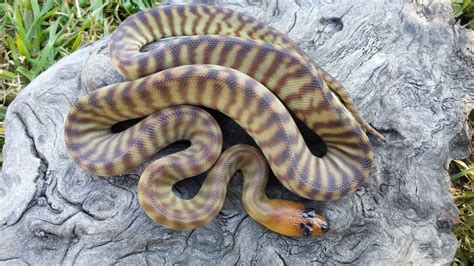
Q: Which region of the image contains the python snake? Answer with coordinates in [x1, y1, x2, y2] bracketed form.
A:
[65, 4, 382, 237]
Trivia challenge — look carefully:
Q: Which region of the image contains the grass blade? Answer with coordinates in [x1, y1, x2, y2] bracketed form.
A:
[452, 167, 474, 180]
[15, 33, 31, 60]
[0, 70, 17, 80]
[71, 32, 83, 52]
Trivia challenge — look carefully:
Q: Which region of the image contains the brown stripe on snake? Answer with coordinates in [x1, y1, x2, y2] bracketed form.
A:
[65, 4, 383, 237]
[67, 64, 340, 201]
[110, 4, 383, 140]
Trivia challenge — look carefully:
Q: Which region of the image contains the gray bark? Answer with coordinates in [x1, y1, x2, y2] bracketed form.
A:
[1, 0, 472, 265]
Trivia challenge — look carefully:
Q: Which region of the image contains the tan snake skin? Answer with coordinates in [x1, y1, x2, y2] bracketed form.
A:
[64, 4, 381, 237]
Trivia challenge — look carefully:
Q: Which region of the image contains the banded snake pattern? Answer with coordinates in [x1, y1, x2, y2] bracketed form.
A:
[64, 4, 382, 237]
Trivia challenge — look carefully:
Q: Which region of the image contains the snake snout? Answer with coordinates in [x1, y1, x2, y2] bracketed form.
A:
[300, 208, 329, 236]
[319, 219, 329, 233]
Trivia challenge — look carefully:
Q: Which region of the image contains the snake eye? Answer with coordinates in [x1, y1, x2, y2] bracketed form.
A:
[299, 222, 314, 236]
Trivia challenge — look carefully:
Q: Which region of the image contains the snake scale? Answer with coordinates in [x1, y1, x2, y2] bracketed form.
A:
[65, 4, 382, 237]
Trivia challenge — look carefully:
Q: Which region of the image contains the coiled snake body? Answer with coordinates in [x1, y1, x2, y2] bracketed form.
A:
[65, 4, 381, 237]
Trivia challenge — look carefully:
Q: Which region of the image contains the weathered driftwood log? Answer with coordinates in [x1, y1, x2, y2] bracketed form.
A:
[1, 0, 472, 264]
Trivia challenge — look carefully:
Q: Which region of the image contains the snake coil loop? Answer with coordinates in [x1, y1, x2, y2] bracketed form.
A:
[65, 4, 380, 237]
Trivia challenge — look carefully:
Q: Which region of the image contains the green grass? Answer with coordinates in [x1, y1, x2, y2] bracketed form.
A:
[452, 0, 474, 28]
[0, 1, 473, 264]
[450, 5, 474, 262]
[0, 0, 159, 164]
[452, 167, 474, 265]
[451, 111, 474, 266]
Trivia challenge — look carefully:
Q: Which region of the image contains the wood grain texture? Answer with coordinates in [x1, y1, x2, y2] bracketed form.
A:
[1, 0, 472, 264]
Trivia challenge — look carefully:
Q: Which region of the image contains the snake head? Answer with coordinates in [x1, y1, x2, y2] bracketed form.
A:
[250, 200, 329, 237]
[299, 208, 329, 237]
